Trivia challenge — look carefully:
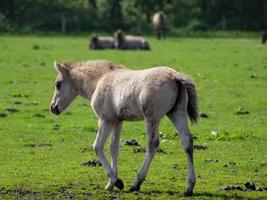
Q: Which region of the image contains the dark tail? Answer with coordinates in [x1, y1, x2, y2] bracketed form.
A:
[177, 76, 199, 124]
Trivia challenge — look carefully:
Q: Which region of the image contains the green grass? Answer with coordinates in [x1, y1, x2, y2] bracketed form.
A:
[0, 35, 266, 199]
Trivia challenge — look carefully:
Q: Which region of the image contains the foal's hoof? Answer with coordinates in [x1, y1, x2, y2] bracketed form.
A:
[129, 185, 140, 192]
[183, 191, 193, 197]
[115, 179, 124, 190]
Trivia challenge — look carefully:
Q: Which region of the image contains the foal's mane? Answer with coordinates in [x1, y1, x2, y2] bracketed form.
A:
[63, 60, 124, 73]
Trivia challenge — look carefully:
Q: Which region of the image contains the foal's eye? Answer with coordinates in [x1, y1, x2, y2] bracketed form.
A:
[55, 82, 61, 90]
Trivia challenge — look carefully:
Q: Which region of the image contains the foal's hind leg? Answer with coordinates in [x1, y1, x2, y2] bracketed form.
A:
[105, 121, 124, 190]
[93, 119, 123, 190]
[129, 118, 160, 192]
[167, 111, 196, 196]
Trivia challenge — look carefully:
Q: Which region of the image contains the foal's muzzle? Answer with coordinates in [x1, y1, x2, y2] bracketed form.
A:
[50, 103, 60, 115]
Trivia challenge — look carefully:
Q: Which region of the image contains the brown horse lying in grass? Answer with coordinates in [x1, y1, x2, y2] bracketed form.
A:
[50, 60, 198, 196]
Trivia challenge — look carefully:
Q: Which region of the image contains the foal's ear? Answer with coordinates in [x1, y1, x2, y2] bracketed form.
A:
[54, 60, 69, 76]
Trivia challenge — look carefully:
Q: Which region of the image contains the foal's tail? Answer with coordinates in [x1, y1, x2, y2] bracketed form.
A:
[175, 75, 199, 124]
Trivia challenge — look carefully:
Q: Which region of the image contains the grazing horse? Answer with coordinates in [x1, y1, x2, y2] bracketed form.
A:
[50, 60, 198, 196]
[152, 11, 167, 40]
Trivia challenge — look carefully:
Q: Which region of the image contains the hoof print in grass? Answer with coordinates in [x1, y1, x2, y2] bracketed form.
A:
[199, 112, 209, 118]
[193, 145, 208, 150]
[124, 139, 140, 146]
[33, 113, 45, 118]
[81, 159, 102, 167]
[5, 108, 19, 113]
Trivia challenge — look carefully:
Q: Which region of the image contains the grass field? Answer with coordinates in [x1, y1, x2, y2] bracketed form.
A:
[0, 35, 267, 199]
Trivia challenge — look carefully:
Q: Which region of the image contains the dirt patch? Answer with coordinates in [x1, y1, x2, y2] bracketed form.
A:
[223, 161, 236, 167]
[221, 182, 267, 191]
[5, 108, 19, 113]
[133, 147, 165, 153]
[31, 101, 38, 105]
[235, 107, 249, 115]
[193, 145, 208, 150]
[205, 159, 218, 163]
[33, 44, 41, 50]
[109, 196, 123, 200]
[33, 113, 45, 118]
[250, 74, 257, 79]
[133, 147, 146, 153]
[81, 159, 102, 167]
[13, 101, 22, 105]
[236, 110, 249, 115]
[39, 62, 46, 66]
[0, 113, 7, 118]
[53, 124, 60, 131]
[199, 112, 209, 118]
[22, 64, 30, 67]
[43, 108, 50, 112]
[24, 143, 53, 148]
[124, 139, 140, 146]
[80, 147, 91, 153]
[0, 186, 93, 199]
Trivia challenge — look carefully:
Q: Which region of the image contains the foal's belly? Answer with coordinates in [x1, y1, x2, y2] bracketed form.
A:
[114, 96, 144, 121]
[118, 105, 144, 121]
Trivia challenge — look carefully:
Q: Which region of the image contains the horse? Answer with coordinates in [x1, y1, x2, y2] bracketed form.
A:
[262, 31, 267, 44]
[89, 35, 115, 49]
[152, 11, 167, 40]
[50, 60, 198, 196]
[114, 29, 150, 50]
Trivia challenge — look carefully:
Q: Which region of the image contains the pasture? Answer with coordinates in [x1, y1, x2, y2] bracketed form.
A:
[0, 35, 266, 199]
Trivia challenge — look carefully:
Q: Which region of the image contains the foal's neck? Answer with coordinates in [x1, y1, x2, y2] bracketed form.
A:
[70, 67, 106, 100]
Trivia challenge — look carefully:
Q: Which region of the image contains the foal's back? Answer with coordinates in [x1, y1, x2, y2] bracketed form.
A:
[92, 67, 179, 121]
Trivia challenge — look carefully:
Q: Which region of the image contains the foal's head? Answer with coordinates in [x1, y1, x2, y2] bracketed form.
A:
[50, 61, 78, 115]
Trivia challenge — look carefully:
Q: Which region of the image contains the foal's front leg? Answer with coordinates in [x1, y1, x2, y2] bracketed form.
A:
[130, 118, 160, 192]
[93, 119, 123, 190]
[105, 121, 124, 191]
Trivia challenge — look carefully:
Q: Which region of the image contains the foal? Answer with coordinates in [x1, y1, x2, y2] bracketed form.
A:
[50, 60, 198, 196]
